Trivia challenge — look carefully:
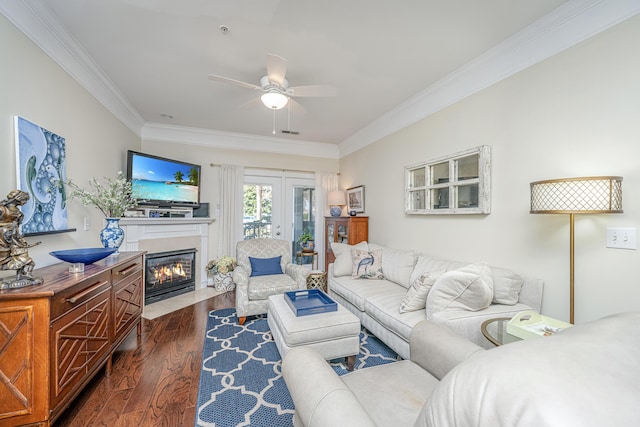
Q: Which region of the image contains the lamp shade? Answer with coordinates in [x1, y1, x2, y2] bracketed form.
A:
[530, 176, 623, 214]
[327, 191, 347, 206]
[261, 91, 288, 110]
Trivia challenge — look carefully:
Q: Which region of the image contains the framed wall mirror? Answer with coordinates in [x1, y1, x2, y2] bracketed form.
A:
[405, 145, 491, 215]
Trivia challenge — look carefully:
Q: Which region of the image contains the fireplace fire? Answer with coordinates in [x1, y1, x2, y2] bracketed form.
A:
[145, 248, 196, 304]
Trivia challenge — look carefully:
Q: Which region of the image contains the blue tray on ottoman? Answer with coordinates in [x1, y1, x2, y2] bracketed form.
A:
[284, 289, 337, 316]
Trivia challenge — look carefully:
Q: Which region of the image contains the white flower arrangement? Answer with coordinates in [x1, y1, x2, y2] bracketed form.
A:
[64, 171, 137, 218]
[206, 256, 237, 275]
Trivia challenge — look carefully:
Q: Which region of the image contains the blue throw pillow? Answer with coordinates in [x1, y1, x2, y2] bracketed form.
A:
[249, 256, 283, 277]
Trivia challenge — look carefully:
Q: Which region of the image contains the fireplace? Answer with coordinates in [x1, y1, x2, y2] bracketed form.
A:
[145, 248, 196, 304]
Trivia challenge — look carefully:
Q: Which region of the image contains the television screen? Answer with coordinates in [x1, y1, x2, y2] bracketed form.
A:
[127, 150, 201, 207]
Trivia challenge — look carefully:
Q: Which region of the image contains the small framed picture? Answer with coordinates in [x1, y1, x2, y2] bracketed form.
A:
[346, 185, 365, 213]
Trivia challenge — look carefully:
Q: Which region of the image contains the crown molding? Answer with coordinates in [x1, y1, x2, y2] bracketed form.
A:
[0, 0, 145, 135]
[339, 0, 640, 157]
[142, 123, 340, 159]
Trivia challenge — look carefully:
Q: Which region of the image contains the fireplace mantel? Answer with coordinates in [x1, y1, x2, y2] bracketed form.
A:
[119, 217, 214, 289]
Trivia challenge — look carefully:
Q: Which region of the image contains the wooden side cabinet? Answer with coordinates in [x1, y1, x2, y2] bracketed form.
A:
[0, 251, 145, 427]
[324, 216, 369, 270]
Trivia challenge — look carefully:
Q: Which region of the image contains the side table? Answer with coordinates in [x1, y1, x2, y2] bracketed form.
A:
[296, 251, 318, 270]
[306, 270, 327, 292]
[481, 317, 522, 346]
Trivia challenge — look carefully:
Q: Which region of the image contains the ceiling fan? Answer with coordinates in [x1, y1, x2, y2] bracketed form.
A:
[208, 54, 336, 111]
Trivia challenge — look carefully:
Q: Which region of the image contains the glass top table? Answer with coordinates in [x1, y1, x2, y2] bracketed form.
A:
[481, 317, 523, 346]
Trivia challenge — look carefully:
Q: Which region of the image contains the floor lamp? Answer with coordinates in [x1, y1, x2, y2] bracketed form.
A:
[530, 176, 623, 324]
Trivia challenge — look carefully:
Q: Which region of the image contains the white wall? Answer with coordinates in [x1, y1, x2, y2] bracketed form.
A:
[0, 15, 141, 273]
[339, 15, 640, 323]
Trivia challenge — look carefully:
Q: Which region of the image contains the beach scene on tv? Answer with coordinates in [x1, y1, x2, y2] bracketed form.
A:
[130, 155, 199, 204]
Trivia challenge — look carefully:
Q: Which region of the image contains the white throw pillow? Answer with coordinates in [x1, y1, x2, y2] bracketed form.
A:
[369, 243, 417, 288]
[426, 263, 494, 318]
[492, 267, 524, 305]
[410, 256, 466, 284]
[399, 270, 444, 313]
[351, 248, 384, 279]
[331, 241, 368, 276]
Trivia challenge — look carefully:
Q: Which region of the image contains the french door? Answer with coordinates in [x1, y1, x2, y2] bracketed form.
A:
[243, 171, 315, 263]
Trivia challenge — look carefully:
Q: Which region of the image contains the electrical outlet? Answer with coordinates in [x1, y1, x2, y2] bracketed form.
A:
[83, 217, 90, 231]
[606, 227, 637, 250]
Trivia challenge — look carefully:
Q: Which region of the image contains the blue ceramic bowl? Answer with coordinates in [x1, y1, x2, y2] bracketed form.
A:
[50, 248, 117, 264]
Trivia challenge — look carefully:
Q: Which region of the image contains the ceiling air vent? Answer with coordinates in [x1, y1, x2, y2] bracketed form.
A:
[281, 130, 300, 135]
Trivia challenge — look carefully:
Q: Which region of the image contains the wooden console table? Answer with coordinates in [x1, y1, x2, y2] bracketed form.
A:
[0, 251, 145, 426]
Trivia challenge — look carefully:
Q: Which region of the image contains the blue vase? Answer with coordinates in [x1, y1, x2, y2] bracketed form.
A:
[100, 218, 124, 253]
[330, 206, 342, 217]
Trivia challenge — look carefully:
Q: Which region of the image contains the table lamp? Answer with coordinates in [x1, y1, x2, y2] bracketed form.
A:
[328, 191, 346, 217]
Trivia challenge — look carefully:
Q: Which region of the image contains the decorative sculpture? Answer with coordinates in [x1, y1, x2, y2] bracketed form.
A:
[0, 189, 43, 289]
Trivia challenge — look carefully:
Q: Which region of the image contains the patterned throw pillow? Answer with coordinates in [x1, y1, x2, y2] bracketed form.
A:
[399, 271, 443, 313]
[351, 248, 384, 279]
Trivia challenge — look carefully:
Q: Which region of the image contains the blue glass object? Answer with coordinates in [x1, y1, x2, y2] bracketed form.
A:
[50, 247, 117, 264]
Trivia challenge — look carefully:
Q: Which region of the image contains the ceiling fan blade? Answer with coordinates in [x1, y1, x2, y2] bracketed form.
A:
[238, 97, 262, 110]
[208, 74, 261, 91]
[288, 98, 307, 116]
[266, 54, 288, 86]
[287, 84, 337, 97]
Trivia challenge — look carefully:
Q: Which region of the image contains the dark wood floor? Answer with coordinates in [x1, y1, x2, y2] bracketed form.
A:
[54, 291, 235, 427]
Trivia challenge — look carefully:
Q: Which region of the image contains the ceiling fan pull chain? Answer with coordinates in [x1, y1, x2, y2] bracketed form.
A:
[272, 108, 276, 134]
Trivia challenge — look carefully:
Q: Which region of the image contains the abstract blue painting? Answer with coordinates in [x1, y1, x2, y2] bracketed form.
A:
[14, 116, 68, 235]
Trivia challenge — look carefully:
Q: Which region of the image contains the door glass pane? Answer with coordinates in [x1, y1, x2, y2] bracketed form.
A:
[292, 186, 315, 264]
[243, 184, 273, 239]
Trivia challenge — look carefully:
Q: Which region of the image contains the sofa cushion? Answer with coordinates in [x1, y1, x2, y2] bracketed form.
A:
[249, 255, 283, 277]
[331, 241, 369, 276]
[426, 263, 493, 317]
[341, 360, 439, 427]
[399, 271, 443, 313]
[410, 256, 467, 284]
[351, 248, 384, 279]
[368, 243, 418, 288]
[247, 273, 298, 300]
[491, 266, 524, 305]
[329, 275, 395, 312]
[364, 290, 426, 341]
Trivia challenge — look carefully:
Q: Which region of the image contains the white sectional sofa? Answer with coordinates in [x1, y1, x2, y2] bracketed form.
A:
[283, 313, 640, 427]
[328, 242, 544, 358]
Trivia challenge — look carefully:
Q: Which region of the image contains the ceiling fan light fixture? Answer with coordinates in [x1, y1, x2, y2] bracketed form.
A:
[261, 91, 288, 110]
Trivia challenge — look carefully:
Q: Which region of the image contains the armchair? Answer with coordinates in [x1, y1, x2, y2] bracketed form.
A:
[233, 238, 309, 324]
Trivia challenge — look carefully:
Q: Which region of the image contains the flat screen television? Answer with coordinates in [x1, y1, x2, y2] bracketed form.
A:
[126, 150, 201, 208]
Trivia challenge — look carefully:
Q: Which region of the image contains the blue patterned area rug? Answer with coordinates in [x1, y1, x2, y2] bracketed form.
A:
[195, 308, 398, 427]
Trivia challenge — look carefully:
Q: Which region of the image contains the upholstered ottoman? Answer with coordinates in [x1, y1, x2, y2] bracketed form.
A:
[267, 293, 361, 370]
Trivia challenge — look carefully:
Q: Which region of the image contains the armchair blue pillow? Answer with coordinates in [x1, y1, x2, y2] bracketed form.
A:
[249, 256, 284, 277]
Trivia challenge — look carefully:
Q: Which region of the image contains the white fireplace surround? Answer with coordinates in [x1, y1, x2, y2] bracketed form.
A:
[119, 217, 214, 289]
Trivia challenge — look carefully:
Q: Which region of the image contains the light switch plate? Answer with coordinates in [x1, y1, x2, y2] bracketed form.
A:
[606, 227, 637, 250]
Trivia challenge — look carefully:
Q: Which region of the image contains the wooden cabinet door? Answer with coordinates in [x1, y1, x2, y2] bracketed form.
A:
[50, 285, 111, 408]
[347, 217, 368, 245]
[111, 256, 143, 347]
[0, 299, 49, 426]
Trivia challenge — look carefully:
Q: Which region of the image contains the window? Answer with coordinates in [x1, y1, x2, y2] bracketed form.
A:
[405, 145, 491, 214]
